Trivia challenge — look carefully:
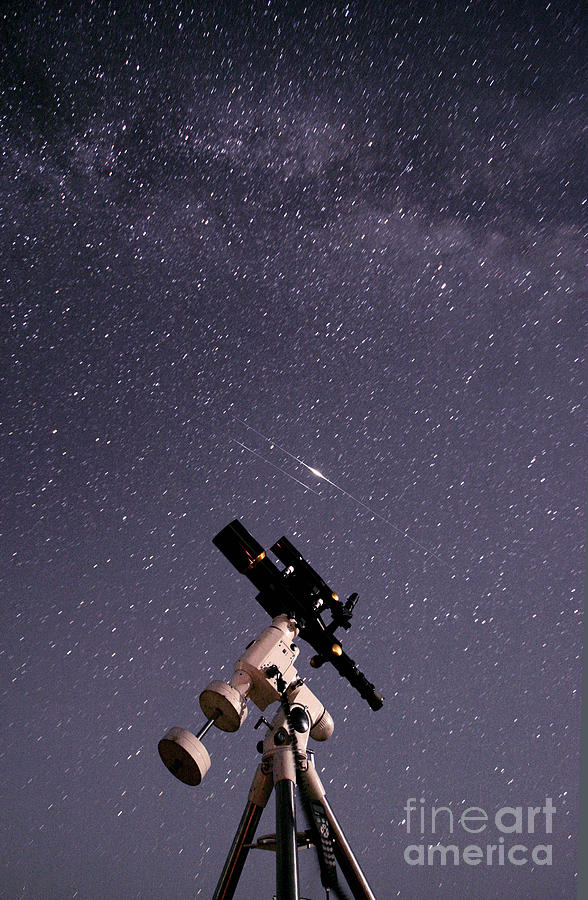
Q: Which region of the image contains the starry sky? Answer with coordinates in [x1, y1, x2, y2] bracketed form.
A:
[1, 2, 586, 898]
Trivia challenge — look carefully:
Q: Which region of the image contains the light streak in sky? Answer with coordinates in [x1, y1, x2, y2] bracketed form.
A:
[230, 439, 320, 495]
[231, 414, 451, 569]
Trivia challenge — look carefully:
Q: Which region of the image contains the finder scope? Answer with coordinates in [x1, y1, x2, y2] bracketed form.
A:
[213, 519, 384, 711]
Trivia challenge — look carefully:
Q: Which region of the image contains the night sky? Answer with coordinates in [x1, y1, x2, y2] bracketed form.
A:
[2, 2, 585, 898]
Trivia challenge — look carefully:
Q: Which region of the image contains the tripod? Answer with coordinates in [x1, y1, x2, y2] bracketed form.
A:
[212, 701, 376, 899]
[159, 615, 377, 899]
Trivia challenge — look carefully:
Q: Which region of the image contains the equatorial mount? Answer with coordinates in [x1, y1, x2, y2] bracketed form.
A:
[158, 613, 334, 785]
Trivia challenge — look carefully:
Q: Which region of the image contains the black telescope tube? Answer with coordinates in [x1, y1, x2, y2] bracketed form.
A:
[213, 519, 283, 594]
[213, 519, 266, 573]
[213, 519, 384, 710]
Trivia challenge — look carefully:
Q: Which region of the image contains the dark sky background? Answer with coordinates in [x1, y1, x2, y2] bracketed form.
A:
[1, 2, 585, 898]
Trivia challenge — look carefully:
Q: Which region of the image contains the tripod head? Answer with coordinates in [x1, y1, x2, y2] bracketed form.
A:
[213, 520, 384, 711]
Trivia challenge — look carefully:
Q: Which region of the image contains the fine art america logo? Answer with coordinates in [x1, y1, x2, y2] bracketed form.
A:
[403, 797, 555, 867]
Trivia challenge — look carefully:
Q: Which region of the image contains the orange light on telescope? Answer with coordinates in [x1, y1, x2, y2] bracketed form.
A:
[247, 550, 266, 569]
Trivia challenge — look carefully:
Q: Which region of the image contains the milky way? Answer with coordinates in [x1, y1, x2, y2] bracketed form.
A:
[1, 3, 585, 898]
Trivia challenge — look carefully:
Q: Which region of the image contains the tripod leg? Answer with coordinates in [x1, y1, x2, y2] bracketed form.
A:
[212, 763, 273, 900]
[275, 780, 300, 900]
[301, 760, 376, 900]
[274, 746, 300, 900]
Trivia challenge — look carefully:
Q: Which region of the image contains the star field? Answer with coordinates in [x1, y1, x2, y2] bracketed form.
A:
[1, 3, 585, 898]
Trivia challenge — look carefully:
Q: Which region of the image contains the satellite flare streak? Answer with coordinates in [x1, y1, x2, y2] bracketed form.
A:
[230, 439, 320, 495]
[231, 415, 450, 568]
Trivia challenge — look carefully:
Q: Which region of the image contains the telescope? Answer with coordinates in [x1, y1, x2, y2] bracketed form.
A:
[158, 520, 383, 899]
[213, 519, 383, 711]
